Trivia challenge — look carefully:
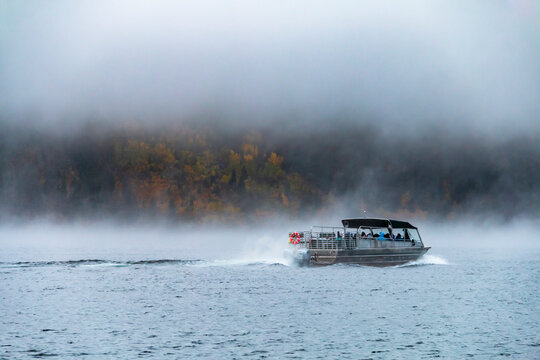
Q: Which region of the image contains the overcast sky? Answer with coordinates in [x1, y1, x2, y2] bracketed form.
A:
[1, 1, 539, 136]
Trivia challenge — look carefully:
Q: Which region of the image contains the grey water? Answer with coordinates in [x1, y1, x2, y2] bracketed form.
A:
[1, 239, 539, 359]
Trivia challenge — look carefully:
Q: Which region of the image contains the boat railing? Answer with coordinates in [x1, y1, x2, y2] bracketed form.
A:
[291, 229, 421, 249]
[304, 227, 358, 250]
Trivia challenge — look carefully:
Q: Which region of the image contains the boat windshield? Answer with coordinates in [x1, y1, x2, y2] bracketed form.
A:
[406, 229, 421, 241]
[393, 228, 421, 241]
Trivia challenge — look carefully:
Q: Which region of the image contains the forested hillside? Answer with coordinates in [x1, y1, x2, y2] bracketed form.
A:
[1, 122, 538, 221]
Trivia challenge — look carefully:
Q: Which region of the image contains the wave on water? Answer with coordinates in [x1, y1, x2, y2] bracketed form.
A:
[398, 254, 450, 267]
[0, 258, 292, 269]
[0, 259, 202, 268]
[192, 259, 289, 267]
[189, 243, 298, 268]
[0, 253, 449, 269]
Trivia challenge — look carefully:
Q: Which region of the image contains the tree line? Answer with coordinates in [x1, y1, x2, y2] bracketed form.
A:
[1, 122, 538, 221]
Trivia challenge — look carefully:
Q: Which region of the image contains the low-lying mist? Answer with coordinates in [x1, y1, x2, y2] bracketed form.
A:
[1, 217, 538, 265]
[0, 219, 299, 264]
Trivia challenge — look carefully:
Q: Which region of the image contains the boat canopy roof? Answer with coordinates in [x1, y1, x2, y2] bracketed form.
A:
[341, 218, 417, 229]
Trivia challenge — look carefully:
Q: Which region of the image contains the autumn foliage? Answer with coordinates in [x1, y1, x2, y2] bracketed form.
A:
[1, 126, 321, 221]
[1, 123, 538, 221]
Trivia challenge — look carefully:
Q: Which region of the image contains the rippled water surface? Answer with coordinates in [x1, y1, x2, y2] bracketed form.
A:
[1, 246, 539, 359]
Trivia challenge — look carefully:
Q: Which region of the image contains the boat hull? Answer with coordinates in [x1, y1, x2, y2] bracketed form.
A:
[307, 247, 430, 267]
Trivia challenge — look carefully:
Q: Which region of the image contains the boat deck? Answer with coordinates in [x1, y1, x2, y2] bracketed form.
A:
[290, 221, 429, 267]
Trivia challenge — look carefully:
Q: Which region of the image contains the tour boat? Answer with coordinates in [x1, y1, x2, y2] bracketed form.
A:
[289, 218, 430, 267]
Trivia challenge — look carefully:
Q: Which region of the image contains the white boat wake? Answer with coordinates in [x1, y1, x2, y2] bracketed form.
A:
[399, 254, 449, 267]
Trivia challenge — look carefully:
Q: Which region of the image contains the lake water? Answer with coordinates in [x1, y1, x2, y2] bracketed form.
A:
[1, 227, 539, 359]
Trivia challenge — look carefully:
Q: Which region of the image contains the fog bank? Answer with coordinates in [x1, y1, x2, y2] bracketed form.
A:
[0, 217, 538, 264]
[1, 1, 539, 137]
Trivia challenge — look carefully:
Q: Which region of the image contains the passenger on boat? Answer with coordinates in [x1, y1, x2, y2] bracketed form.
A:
[360, 231, 367, 238]
[396, 233, 403, 240]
